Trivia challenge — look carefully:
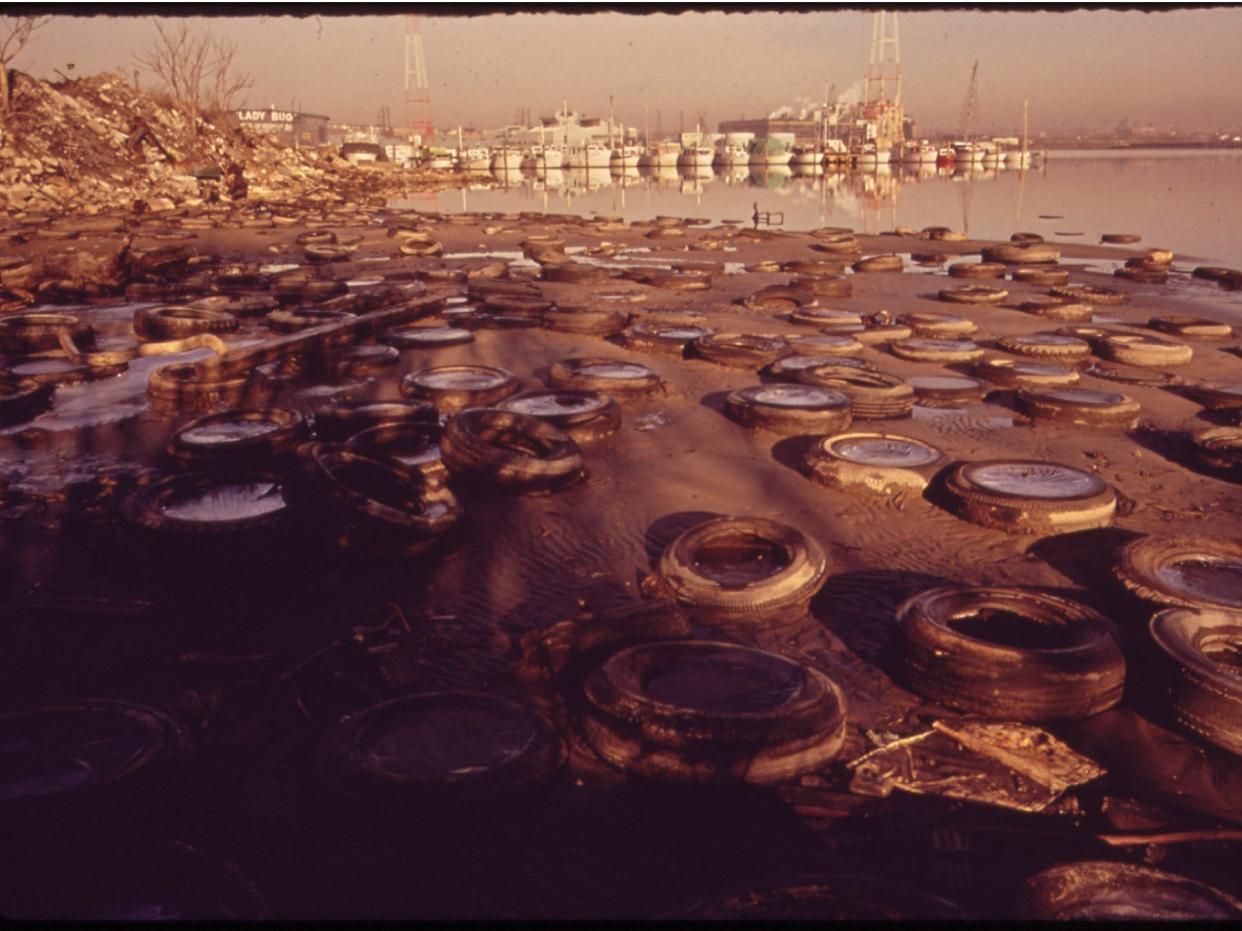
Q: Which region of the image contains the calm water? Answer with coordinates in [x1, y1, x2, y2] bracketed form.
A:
[397, 149, 1242, 269]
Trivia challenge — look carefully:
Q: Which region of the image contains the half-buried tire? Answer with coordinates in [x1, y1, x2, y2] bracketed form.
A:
[941, 459, 1117, 535]
[723, 384, 851, 436]
[440, 408, 584, 493]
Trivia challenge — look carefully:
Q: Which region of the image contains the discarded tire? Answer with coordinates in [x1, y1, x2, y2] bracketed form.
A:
[1149, 607, 1242, 756]
[948, 261, 1006, 279]
[853, 324, 913, 345]
[764, 354, 875, 380]
[0, 699, 191, 813]
[890, 338, 984, 363]
[1021, 299, 1094, 322]
[723, 384, 852, 436]
[796, 365, 915, 419]
[0, 312, 94, 354]
[941, 459, 1117, 535]
[1114, 535, 1242, 610]
[790, 275, 852, 298]
[581, 639, 848, 783]
[122, 471, 288, 550]
[440, 407, 584, 493]
[1148, 315, 1232, 340]
[380, 324, 475, 349]
[653, 515, 829, 624]
[623, 322, 713, 356]
[802, 432, 944, 495]
[1016, 387, 1140, 429]
[316, 693, 563, 806]
[894, 586, 1125, 720]
[852, 254, 904, 273]
[743, 286, 816, 313]
[1050, 284, 1127, 305]
[786, 333, 865, 356]
[1088, 363, 1181, 388]
[1020, 861, 1242, 920]
[400, 365, 520, 413]
[909, 374, 985, 407]
[148, 362, 267, 413]
[1190, 427, 1242, 474]
[1012, 266, 1071, 286]
[938, 285, 1008, 304]
[996, 334, 1092, 362]
[344, 422, 447, 484]
[543, 262, 613, 285]
[1182, 382, 1242, 411]
[543, 304, 629, 336]
[974, 358, 1080, 388]
[981, 242, 1061, 265]
[313, 399, 438, 442]
[788, 307, 862, 328]
[167, 408, 308, 470]
[546, 357, 663, 397]
[1101, 233, 1142, 244]
[897, 311, 977, 338]
[266, 307, 356, 334]
[293, 444, 461, 555]
[499, 389, 622, 444]
[1096, 333, 1193, 367]
[132, 306, 239, 342]
[693, 333, 791, 369]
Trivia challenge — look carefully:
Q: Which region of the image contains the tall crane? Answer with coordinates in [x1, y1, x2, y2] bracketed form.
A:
[404, 16, 434, 145]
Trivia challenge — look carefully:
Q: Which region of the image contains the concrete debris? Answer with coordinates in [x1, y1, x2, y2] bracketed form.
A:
[0, 70, 455, 217]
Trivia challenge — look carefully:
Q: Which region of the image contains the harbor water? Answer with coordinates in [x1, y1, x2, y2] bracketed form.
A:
[395, 149, 1242, 269]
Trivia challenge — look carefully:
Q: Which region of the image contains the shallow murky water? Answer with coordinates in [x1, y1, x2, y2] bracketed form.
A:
[1156, 559, 1242, 608]
[160, 481, 285, 523]
[641, 648, 803, 714]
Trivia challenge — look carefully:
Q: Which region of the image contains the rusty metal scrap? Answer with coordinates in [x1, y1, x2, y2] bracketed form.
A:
[846, 720, 1106, 813]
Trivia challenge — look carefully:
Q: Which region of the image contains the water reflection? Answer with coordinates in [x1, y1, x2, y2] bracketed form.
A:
[390, 150, 1242, 266]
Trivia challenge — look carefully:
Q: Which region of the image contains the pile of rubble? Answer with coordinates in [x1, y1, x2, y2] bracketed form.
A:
[0, 70, 455, 215]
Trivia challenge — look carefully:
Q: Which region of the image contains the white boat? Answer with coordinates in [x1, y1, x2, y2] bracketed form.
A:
[424, 155, 453, 170]
[901, 141, 938, 164]
[648, 141, 682, 168]
[1005, 149, 1032, 168]
[856, 143, 891, 167]
[564, 142, 611, 169]
[678, 144, 714, 169]
[789, 145, 821, 167]
[713, 142, 748, 166]
[980, 142, 1005, 168]
[952, 141, 986, 165]
[490, 147, 524, 171]
[524, 144, 564, 171]
[609, 144, 642, 170]
[458, 147, 491, 172]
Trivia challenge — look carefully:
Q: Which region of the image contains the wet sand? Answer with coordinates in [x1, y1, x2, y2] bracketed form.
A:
[2, 211, 1242, 917]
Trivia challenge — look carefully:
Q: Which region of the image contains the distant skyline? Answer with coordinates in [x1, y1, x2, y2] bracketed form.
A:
[13, 8, 1242, 135]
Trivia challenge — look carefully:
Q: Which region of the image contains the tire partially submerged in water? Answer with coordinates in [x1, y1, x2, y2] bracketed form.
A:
[893, 586, 1125, 720]
[723, 384, 852, 436]
[166, 408, 308, 470]
[546, 357, 663, 397]
[580, 639, 848, 784]
[133, 306, 239, 341]
[316, 692, 563, 807]
[897, 311, 977, 338]
[1114, 535, 1242, 611]
[652, 515, 829, 625]
[0, 377, 54, 426]
[1147, 607, 1242, 757]
[941, 459, 1117, 535]
[440, 407, 584, 493]
[499, 389, 621, 444]
[889, 338, 983, 363]
[1148, 315, 1232, 340]
[0, 312, 94, 354]
[400, 365, 520, 413]
[996, 333, 1092, 362]
[313, 399, 438, 442]
[623, 322, 713, 357]
[938, 285, 1009, 304]
[1020, 861, 1242, 920]
[802, 432, 944, 495]
[981, 242, 1061, 265]
[1050, 284, 1127, 305]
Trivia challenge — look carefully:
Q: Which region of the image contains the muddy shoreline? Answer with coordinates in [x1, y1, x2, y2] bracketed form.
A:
[1, 207, 1241, 919]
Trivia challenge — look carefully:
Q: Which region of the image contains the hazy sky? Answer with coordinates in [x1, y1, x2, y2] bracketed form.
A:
[15, 8, 1242, 135]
